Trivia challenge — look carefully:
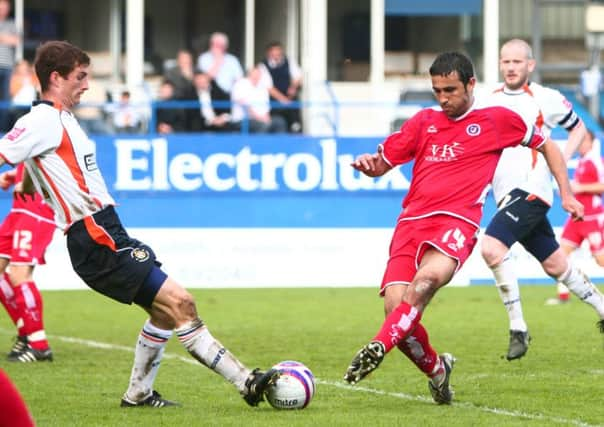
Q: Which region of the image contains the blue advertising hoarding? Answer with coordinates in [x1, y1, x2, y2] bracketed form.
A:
[0, 134, 573, 228]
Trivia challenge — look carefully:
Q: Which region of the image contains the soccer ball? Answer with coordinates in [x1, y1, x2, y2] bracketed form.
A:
[265, 361, 316, 409]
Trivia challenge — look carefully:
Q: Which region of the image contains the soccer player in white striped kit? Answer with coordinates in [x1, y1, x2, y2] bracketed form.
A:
[0, 40, 278, 408]
[481, 39, 604, 361]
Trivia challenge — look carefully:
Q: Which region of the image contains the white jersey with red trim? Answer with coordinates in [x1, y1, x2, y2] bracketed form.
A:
[0, 101, 115, 230]
[485, 82, 579, 205]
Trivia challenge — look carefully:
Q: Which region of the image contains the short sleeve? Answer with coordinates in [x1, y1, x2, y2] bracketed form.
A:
[0, 111, 61, 164]
[540, 88, 579, 130]
[381, 111, 423, 166]
[491, 106, 545, 150]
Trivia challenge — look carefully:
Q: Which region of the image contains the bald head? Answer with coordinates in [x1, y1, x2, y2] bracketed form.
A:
[499, 39, 536, 90]
[500, 39, 533, 60]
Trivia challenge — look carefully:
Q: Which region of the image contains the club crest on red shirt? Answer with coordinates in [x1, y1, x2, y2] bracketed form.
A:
[466, 124, 481, 136]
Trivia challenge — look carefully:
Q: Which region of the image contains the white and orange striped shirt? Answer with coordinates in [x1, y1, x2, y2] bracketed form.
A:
[0, 101, 115, 230]
[481, 82, 580, 205]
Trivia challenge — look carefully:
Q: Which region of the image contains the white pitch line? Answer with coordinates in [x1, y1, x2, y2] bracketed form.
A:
[2, 329, 602, 427]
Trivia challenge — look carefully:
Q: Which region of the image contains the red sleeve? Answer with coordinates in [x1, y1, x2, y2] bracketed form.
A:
[381, 110, 423, 166]
[490, 106, 545, 150]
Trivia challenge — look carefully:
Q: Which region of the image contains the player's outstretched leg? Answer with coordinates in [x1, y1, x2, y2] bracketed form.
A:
[343, 341, 385, 385]
[428, 353, 456, 404]
[506, 330, 531, 361]
[175, 317, 280, 407]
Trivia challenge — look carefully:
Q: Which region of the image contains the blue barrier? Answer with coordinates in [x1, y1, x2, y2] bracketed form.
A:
[0, 135, 575, 228]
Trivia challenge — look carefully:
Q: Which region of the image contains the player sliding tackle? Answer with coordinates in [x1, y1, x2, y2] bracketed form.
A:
[0, 41, 279, 408]
[343, 51, 583, 404]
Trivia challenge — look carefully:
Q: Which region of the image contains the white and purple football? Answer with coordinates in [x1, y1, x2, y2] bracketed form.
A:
[266, 360, 316, 409]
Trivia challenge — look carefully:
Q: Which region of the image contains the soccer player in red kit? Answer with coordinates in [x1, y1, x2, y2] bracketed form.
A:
[0, 163, 55, 362]
[343, 51, 583, 404]
[549, 129, 604, 305]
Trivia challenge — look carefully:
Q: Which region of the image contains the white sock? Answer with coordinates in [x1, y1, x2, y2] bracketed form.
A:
[124, 320, 172, 403]
[176, 318, 249, 392]
[559, 263, 604, 318]
[557, 282, 570, 298]
[492, 256, 527, 332]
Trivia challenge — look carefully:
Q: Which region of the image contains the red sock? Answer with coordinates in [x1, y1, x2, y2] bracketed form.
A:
[373, 302, 422, 353]
[12, 281, 49, 350]
[0, 273, 19, 325]
[396, 322, 440, 376]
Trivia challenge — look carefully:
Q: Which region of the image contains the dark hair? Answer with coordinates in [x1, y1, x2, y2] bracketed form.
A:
[34, 41, 90, 92]
[429, 52, 474, 86]
[266, 41, 283, 50]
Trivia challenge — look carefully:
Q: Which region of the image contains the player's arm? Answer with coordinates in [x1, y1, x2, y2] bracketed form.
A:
[537, 138, 584, 220]
[562, 119, 586, 161]
[351, 144, 393, 177]
[572, 181, 604, 194]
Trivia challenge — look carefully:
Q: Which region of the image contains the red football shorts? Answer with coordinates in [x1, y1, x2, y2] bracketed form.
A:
[560, 213, 604, 255]
[0, 211, 55, 265]
[380, 215, 479, 296]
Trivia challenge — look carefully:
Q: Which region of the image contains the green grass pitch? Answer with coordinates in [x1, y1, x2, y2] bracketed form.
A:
[1, 286, 603, 426]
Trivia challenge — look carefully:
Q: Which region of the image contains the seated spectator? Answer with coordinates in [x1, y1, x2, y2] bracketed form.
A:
[108, 90, 143, 134]
[191, 71, 237, 132]
[8, 60, 38, 126]
[231, 65, 287, 133]
[260, 41, 303, 133]
[197, 32, 243, 114]
[74, 73, 113, 135]
[156, 80, 186, 134]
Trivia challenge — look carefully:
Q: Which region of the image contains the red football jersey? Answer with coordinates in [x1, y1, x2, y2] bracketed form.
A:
[382, 105, 545, 228]
[12, 163, 55, 220]
[573, 149, 604, 216]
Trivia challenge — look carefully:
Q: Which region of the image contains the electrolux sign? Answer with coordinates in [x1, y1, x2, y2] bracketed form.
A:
[110, 136, 410, 193]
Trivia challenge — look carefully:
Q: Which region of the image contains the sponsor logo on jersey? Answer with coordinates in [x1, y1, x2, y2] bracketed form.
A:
[84, 153, 98, 171]
[466, 124, 481, 136]
[426, 142, 463, 162]
[131, 247, 150, 262]
[5, 127, 25, 141]
[427, 125, 438, 133]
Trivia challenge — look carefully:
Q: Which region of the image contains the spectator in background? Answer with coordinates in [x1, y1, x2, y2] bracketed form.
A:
[0, 0, 19, 130]
[74, 73, 113, 135]
[164, 49, 198, 130]
[8, 59, 37, 125]
[231, 64, 287, 133]
[260, 41, 303, 133]
[197, 32, 243, 114]
[109, 90, 143, 134]
[191, 71, 235, 132]
[164, 49, 196, 100]
[155, 80, 186, 134]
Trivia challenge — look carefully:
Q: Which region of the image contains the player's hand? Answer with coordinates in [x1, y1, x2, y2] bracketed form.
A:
[561, 194, 584, 221]
[0, 173, 11, 190]
[351, 145, 385, 177]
